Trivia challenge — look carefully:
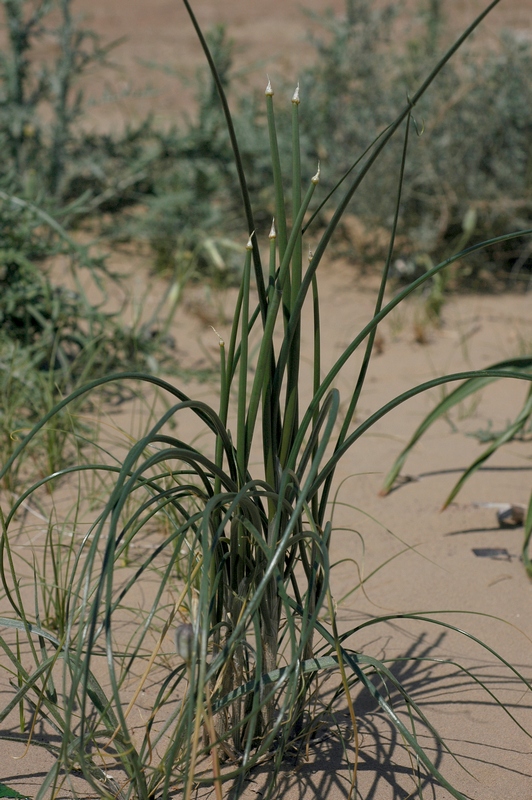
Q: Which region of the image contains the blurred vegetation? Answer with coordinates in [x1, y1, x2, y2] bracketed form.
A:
[0, 192, 177, 486]
[1, 0, 531, 474]
[299, 1, 532, 289]
[1, 0, 531, 287]
[0, 0, 172, 478]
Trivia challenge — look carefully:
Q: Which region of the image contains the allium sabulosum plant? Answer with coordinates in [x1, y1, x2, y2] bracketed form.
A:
[1, 1, 531, 799]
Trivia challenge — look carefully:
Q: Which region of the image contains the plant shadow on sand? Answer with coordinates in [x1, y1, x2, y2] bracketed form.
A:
[218, 629, 532, 800]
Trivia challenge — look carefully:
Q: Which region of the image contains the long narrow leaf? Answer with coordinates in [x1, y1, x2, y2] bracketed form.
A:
[381, 356, 532, 495]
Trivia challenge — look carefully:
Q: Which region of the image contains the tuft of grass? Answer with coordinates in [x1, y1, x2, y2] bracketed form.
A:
[0, 191, 179, 487]
[0, 1, 532, 798]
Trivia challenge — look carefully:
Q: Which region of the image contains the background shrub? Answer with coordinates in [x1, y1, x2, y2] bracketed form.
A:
[2, 0, 531, 286]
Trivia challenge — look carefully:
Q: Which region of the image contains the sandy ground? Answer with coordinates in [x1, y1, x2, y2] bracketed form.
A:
[2, 0, 532, 797]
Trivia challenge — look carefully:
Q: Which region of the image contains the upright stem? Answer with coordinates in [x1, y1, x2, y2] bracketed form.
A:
[263, 222, 278, 508]
[265, 80, 288, 261]
[280, 86, 303, 468]
[50, 0, 73, 194]
[5, 0, 27, 105]
[237, 240, 253, 483]
[181, 0, 267, 322]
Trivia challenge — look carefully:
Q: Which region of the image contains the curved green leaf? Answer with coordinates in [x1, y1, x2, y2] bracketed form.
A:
[522, 489, 532, 577]
[0, 784, 29, 799]
[381, 356, 532, 495]
[443, 385, 532, 507]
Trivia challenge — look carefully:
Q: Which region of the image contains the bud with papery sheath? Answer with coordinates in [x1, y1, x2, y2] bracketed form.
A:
[175, 624, 195, 663]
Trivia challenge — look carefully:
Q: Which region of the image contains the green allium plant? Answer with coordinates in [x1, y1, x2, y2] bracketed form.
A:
[0, 1, 531, 798]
